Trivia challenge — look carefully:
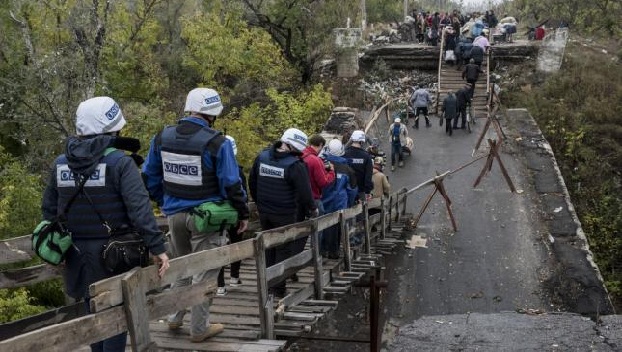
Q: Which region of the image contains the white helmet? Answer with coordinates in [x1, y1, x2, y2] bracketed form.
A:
[184, 88, 223, 116]
[350, 130, 366, 143]
[280, 128, 308, 152]
[75, 97, 126, 136]
[326, 139, 344, 156]
[225, 135, 237, 156]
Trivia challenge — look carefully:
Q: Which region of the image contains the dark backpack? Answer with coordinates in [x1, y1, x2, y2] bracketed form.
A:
[392, 125, 401, 143]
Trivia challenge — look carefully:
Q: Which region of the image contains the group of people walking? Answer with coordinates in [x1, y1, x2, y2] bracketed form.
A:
[41, 87, 393, 350]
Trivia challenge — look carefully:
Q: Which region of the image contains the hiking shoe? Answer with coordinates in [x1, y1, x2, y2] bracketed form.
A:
[391, 166, 395, 171]
[216, 287, 227, 296]
[229, 277, 242, 287]
[398, 161, 404, 167]
[168, 310, 186, 330]
[190, 324, 224, 343]
[168, 321, 183, 330]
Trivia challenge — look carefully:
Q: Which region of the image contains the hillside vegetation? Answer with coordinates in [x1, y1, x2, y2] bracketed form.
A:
[504, 39, 622, 309]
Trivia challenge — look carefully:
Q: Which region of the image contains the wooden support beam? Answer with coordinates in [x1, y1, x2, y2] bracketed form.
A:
[121, 268, 154, 352]
[363, 201, 371, 255]
[340, 212, 352, 272]
[253, 235, 271, 339]
[266, 250, 313, 286]
[473, 139, 516, 193]
[310, 221, 324, 300]
[0, 264, 62, 289]
[0, 235, 33, 265]
[0, 306, 127, 352]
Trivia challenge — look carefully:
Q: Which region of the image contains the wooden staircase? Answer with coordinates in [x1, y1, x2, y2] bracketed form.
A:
[435, 36, 490, 120]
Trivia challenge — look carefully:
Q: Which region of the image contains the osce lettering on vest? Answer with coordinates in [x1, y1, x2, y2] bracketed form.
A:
[56, 164, 106, 187]
[350, 158, 364, 164]
[259, 163, 285, 179]
[161, 151, 203, 186]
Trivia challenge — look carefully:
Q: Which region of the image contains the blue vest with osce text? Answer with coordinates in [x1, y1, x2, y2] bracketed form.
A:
[256, 148, 299, 214]
[158, 123, 222, 200]
[55, 150, 128, 239]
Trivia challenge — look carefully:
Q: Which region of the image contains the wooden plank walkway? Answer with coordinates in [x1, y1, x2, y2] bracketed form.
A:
[142, 224, 406, 351]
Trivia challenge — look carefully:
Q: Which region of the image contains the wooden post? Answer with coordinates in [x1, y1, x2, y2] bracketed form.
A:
[340, 211, 352, 271]
[121, 268, 154, 352]
[436, 178, 458, 232]
[310, 221, 324, 300]
[380, 197, 387, 239]
[387, 195, 393, 228]
[394, 191, 401, 222]
[253, 235, 273, 339]
[401, 188, 408, 216]
[411, 187, 438, 229]
[435, 28, 446, 114]
[363, 201, 371, 255]
[473, 139, 516, 192]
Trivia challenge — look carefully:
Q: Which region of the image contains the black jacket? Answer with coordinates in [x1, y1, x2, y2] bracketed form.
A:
[248, 142, 316, 216]
[442, 93, 458, 119]
[462, 63, 482, 81]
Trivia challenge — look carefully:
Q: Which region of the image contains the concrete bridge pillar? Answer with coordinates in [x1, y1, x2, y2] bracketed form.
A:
[334, 28, 362, 78]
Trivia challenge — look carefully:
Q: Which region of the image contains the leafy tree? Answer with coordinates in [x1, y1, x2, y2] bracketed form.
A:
[239, 0, 360, 85]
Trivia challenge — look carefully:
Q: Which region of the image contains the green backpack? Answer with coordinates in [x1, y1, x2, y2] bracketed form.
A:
[191, 201, 239, 233]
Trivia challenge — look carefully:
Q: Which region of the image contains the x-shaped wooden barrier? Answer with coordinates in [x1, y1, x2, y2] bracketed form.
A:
[411, 172, 458, 232]
[473, 138, 517, 192]
[473, 90, 505, 156]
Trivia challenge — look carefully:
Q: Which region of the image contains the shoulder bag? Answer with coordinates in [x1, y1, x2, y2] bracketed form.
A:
[31, 176, 89, 265]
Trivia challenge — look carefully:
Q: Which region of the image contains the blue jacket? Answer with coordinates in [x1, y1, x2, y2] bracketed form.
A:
[142, 116, 248, 217]
[321, 155, 358, 213]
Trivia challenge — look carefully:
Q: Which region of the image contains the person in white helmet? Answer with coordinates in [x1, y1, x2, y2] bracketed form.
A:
[41, 96, 169, 351]
[143, 87, 249, 342]
[343, 130, 374, 202]
[248, 127, 317, 298]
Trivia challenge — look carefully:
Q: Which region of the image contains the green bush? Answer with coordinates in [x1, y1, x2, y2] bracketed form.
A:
[0, 148, 43, 240]
[0, 288, 47, 323]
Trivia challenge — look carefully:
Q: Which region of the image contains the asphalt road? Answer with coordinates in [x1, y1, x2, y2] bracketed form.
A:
[377, 112, 556, 347]
[374, 109, 616, 350]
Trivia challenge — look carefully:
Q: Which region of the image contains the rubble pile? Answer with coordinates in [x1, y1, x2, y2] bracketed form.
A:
[322, 107, 364, 137]
[359, 70, 438, 106]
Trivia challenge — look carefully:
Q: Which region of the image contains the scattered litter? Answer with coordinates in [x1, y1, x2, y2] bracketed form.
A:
[435, 320, 445, 324]
[516, 308, 546, 315]
[549, 234, 555, 243]
[516, 189, 524, 194]
[406, 235, 428, 249]
[554, 207, 563, 213]
[469, 291, 484, 299]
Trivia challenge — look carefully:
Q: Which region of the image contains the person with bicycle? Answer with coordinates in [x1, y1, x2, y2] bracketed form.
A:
[454, 84, 473, 130]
